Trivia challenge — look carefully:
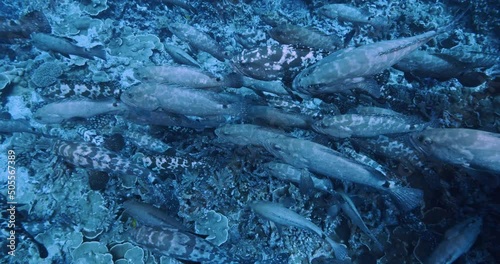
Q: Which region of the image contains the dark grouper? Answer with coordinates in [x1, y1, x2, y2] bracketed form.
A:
[292, 20, 456, 96]
[410, 128, 500, 174]
[263, 136, 423, 211]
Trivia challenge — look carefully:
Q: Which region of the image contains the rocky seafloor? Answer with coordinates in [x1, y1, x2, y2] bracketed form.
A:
[0, 0, 499, 263]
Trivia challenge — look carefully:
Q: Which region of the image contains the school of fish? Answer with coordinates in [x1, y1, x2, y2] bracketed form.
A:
[0, 1, 498, 263]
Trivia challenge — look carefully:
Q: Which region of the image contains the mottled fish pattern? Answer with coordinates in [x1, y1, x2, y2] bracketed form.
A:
[40, 81, 121, 100]
[128, 225, 239, 263]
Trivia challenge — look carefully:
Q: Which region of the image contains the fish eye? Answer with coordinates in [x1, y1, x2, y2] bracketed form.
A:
[417, 135, 432, 145]
[272, 144, 282, 150]
[216, 77, 221, 82]
[113, 102, 118, 107]
[127, 93, 133, 98]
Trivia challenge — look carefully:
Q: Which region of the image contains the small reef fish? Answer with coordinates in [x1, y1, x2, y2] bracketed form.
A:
[313, 114, 427, 138]
[426, 217, 482, 264]
[33, 98, 127, 124]
[121, 83, 244, 117]
[39, 81, 121, 100]
[262, 137, 423, 212]
[337, 191, 384, 253]
[292, 21, 454, 96]
[233, 44, 326, 81]
[134, 65, 243, 88]
[318, 4, 390, 29]
[31, 33, 107, 60]
[264, 162, 334, 194]
[168, 23, 228, 62]
[269, 24, 342, 51]
[164, 44, 201, 67]
[0, 10, 51, 43]
[410, 128, 500, 174]
[250, 201, 348, 260]
[128, 225, 240, 263]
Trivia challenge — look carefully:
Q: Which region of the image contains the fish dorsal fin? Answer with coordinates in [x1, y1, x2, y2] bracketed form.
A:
[432, 52, 470, 68]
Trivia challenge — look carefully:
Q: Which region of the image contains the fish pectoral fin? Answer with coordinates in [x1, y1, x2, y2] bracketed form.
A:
[386, 186, 424, 212]
[299, 169, 315, 196]
[356, 78, 381, 98]
[324, 235, 349, 260]
[60, 36, 77, 43]
[337, 125, 353, 138]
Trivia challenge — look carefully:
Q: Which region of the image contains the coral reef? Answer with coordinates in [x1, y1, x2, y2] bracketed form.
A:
[30, 61, 64, 88]
[0, 0, 498, 263]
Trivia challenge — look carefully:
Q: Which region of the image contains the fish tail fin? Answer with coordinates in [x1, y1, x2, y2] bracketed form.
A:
[439, 8, 470, 34]
[324, 235, 349, 260]
[387, 186, 423, 212]
[369, 234, 384, 253]
[357, 78, 381, 98]
[343, 28, 356, 48]
[34, 138, 56, 151]
[89, 45, 107, 60]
